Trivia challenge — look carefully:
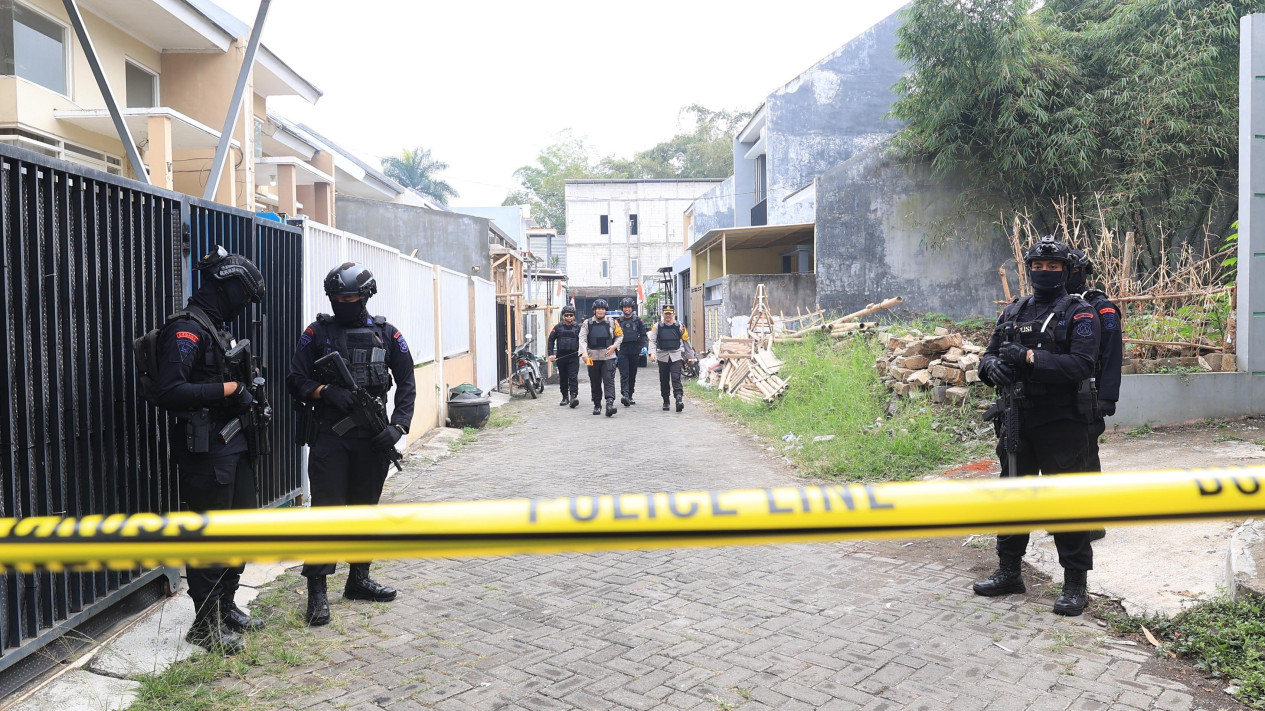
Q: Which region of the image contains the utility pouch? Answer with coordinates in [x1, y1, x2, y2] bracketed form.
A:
[183, 409, 212, 453]
[294, 401, 317, 446]
[1076, 379, 1098, 421]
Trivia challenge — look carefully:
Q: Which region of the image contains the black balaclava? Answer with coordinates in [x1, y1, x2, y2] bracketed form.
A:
[1065, 269, 1087, 295]
[331, 299, 368, 327]
[188, 278, 250, 325]
[1029, 267, 1068, 303]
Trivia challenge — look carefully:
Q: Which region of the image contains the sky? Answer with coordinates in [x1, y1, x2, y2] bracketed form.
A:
[214, 0, 912, 207]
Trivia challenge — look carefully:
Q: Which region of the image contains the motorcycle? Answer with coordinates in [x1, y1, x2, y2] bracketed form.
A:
[511, 333, 547, 398]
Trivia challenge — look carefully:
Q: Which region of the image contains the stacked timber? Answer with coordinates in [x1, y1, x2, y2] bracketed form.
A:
[876, 329, 985, 403]
[710, 338, 790, 404]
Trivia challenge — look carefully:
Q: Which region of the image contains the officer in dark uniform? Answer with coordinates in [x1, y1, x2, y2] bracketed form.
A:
[1067, 248, 1123, 471]
[974, 236, 1101, 616]
[287, 263, 417, 626]
[616, 297, 648, 406]
[547, 305, 582, 407]
[154, 246, 267, 654]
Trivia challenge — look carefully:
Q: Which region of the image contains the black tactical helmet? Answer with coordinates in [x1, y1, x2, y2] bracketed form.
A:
[592, 298, 609, 311]
[195, 245, 266, 302]
[1068, 248, 1094, 275]
[620, 297, 636, 309]
[1024, 235, 1073, 269]
[324, 262, 377, 299]
[561, 305, 576, 316]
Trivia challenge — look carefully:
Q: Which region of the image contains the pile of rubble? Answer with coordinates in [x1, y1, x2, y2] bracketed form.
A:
[876, 328, 985, 402]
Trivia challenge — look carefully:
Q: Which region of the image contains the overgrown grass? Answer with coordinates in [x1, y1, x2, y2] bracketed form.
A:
[129, 572, 339, 711]
[485, 406, 519, 429]
[1103, 595, 1265, 709]
[698, 334, 992, 481]
[447, 427, 478, 452]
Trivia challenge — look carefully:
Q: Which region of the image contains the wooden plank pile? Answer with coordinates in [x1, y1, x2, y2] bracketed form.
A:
[712, 339, 790, 403]
[876, 328, 986, 403]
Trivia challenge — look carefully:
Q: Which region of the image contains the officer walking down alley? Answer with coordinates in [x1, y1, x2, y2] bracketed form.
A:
[616, 297, 648, 406]
[974, 236, 1101, 616]
[1067, 248, 1123, 474]
[287, 263, 417, 626]
[647, 305, 696, 412]
[152, 246, 267, 654]
[547, 305, 582, 408]
[577, 299, 623, 416]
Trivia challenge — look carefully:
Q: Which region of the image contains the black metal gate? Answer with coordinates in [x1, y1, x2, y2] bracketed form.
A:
[0, 142, 304, 687]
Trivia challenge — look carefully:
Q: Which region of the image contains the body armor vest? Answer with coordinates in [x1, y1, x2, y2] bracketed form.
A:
[618, 315, 642, 344]
[1001, 294, 1083, 400]
[555, 323, 580, 352]
[587, 319, 614, 349]
[321, 315, 393, 394]
[657, 322, 682, 351]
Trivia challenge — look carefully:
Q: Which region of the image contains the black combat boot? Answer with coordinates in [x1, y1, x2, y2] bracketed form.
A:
[569, 397, 579, 408]
[305, 576, 330, 626]
[1087, 529, 1107, 542]
[605, 402, 618, 417]
[972, 554, 1026, 596]
[1053, 569, 1089, 616]
[559, 396, 569, 406]
[627, 397, 635, 406]
[675, 399, 684, 412]
[662, 399, 670, 411]
[221, 592, 264, 633]
[345, 564, 397, 602]
[621, 395, 630, 406]
[186, 599, 244, 654]
[592, 403, 602, 415]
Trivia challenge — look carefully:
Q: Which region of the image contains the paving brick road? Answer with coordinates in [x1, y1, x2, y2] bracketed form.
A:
[278, 376, 1226, 711]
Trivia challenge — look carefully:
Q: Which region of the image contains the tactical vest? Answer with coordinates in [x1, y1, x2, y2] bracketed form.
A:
[318, 314, 394, 394]
[657, 322, 682, 351]
[555, 322, 581, 353]
[618, 315, 642, 344]
[1000, 294, 1086, 400]
[587, 319, 614, 349]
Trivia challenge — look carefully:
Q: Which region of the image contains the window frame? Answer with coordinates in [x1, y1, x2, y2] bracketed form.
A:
[599, 214, 609, 235]
[629, 213, 638, 236]
[600, 258, 609, 279]
[124, 57, 159, 109]
[3, 1, 72, 98]
[630, 258, 639, 278]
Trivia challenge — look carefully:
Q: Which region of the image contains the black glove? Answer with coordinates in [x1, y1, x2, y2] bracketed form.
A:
[321, 385, 356, 413]
[1099, 401, 1116, 418]
[370, 425, 403, 450]
[226, 382, 254, 413]
[998, 342, 1029, 366]
[982, 358, 1015, 386]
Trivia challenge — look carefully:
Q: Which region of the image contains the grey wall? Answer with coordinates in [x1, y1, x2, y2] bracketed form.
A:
[815, 140, 1013, 319]
[709, 274, 818, 334]
[1110, 373, 1265, 428]
[336, 196, 491, 276]
[764, 4, 910, 226]
[689, 176, 736, 244]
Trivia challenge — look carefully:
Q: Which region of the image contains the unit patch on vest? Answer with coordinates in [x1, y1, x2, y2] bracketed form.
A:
[298, 326, 315, 349]
[1075, 321, 1093, 337]
[1099, 307, 1117, 331]
[394, 330, 409, 354]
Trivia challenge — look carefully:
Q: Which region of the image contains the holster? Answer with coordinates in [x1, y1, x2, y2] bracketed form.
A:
[1076, 380, 1098, 422]
[181, 409, 212, 453]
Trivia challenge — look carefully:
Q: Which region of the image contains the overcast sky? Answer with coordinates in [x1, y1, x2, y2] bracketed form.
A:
[215, 0, 911, 207]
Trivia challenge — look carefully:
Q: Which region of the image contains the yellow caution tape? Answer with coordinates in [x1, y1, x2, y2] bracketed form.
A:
[2, 467, 1263, 572]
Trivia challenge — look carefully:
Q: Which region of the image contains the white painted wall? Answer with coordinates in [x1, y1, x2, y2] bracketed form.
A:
[563, 180, 722, 295]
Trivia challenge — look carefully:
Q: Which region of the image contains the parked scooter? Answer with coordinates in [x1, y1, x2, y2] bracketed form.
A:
[511, 333, 547, 398]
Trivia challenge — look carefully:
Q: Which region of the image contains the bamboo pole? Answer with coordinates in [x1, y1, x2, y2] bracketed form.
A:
[998, 267, 1012, 302]
[1122, 338, 1223, 352]
[818, 296, 904, 331]
[1113, 287, 1234, 303]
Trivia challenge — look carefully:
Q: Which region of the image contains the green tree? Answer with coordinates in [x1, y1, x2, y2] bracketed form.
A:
[502, 131, 599, 230]
[890, 0, 1248, 268]
[381, 147, 459, 205]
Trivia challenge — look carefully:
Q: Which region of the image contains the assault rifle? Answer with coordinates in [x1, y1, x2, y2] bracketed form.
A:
[314, 351, 403, 472]
[985, 323, 1024, 478]
[218, 339, 272, 499]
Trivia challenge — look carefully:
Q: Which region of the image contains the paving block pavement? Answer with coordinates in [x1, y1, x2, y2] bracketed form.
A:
[251, 374, 1232, 710]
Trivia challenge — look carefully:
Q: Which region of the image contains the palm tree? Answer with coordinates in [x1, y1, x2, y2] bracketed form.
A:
[380, 147, 459, 205]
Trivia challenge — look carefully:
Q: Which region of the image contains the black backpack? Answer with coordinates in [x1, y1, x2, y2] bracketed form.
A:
[133, 307, 227, 406]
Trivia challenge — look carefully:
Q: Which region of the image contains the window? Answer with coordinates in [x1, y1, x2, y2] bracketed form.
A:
[600, 259, 609, 279]
[782, 255, 793, 274]
[1, 2, 69, 95]
[754, 154, 768, 204]
[630, 258, 639, 278]
[629, 214, 638, 236]
[125, 60, 157, 108]
[600, 215, 609, 235]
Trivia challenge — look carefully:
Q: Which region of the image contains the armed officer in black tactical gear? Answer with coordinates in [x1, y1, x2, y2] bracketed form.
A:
[974, 236, 1101, 617]
[616, 297, 648, 406]
[154, 246, 267, 654]
[287, 263, 417, 627]
[1067, 248, 1123, 471]
[547, 304, 582, 407]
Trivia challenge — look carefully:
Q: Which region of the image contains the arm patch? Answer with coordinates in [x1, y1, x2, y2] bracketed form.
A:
[394, 330, 409, 354]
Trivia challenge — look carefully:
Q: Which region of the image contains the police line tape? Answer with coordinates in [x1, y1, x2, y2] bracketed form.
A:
[1, 467, 1262, 571]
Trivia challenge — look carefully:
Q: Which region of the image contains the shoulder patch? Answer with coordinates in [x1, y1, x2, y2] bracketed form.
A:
[394, 330, 409, 354]
[176, 331, 199, 344]
[1073, 312, 1095, 320]
[298, 326, 315, 349]
[1075, 321, 1094, 338]
[1102, 311, 1117, 331]
[1098, 307, 1117, 315]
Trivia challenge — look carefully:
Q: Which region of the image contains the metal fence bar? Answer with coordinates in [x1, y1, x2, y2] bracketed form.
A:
[0, 141, 304, 683]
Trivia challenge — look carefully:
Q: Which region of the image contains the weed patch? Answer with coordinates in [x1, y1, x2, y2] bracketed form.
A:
[697, 335, 991, 481]
[486, 407, 519, 429]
